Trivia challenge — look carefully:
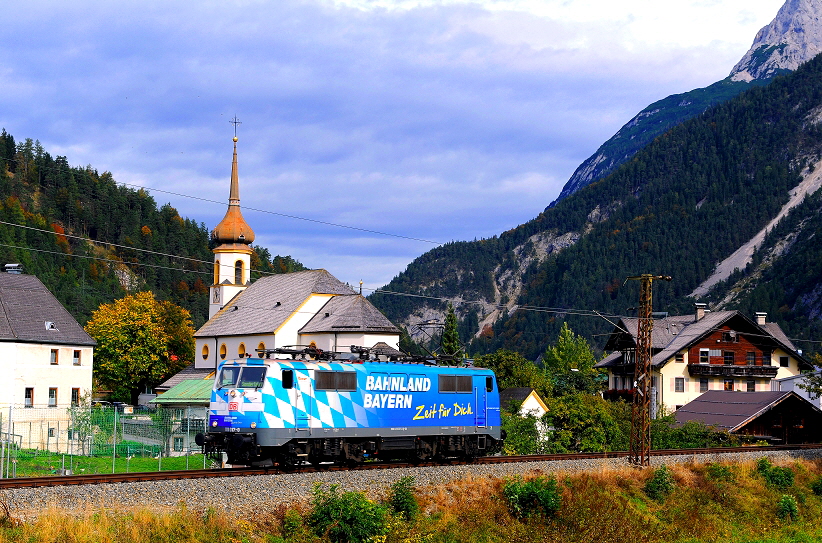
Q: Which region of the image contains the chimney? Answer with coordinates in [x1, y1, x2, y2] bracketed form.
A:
[695, 303, 706, 321]
[755, 312, 767, 325]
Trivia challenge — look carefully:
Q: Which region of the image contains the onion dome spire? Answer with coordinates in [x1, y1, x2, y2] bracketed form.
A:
[211, 132, 255, 249]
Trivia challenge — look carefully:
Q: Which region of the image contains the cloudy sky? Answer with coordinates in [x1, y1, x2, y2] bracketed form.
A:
[1, 0, 785, 289]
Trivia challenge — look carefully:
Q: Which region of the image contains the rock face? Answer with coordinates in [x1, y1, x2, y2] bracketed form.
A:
[731, 0, 822, 81]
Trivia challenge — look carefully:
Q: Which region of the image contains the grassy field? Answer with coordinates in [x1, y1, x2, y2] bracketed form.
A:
[3, 450, 212, 477]
[2, 457, 822, 542]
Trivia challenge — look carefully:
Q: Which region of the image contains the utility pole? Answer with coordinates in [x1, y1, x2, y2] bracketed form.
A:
[626, 274, 671, 466]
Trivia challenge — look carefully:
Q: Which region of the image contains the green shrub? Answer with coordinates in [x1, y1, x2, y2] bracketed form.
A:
[386, 476, 419, 521]
[776, 494, 799, 521]
[644, 465, 676, 502]
[502, 476, 561, 519]
[308, 484, 388, 543]
[756, 457, 794, 489]
[756, 457, 774, 474]
[281, 509, 307, 541]
[705, 463, 735, 482]
[810, 476, 822, 496]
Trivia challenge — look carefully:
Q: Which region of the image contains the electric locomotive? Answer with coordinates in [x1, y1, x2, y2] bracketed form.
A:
[195, 347, 502, 466]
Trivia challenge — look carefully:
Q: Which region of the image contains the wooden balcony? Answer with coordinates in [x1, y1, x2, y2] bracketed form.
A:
[687, 364, 778, 379]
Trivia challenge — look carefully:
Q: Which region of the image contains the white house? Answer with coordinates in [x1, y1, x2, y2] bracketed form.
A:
[0, 271, 95, 409]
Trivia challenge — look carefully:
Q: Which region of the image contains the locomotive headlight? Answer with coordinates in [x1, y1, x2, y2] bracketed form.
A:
[212, 420, 218, 427]
[250, 422, 257, 429]
[229, 390, 237, 397]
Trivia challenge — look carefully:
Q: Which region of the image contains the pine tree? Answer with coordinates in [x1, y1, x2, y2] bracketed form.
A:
[441, 303, 461, 359]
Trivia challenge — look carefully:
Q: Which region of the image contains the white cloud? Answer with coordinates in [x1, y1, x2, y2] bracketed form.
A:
[0, 0, 788, 287]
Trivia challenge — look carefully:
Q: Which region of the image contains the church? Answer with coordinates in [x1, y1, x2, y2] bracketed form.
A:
[158, 133, 400, 392]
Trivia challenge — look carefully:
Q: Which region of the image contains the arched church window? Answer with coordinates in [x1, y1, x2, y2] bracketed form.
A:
[213, 260, 220, 285]
[202, 344, 209, 360]
[220, 343, 227, 360]
[235, 260, 244, 284]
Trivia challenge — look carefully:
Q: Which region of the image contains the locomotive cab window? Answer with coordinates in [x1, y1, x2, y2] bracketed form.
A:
[238, 366, 266, 388]
[282, 369, 294, 389]
[439, 375, 472, 393]
[316, 371, 357, 391]
[218, 367, 241, 388]
[485, 376, 494, 392]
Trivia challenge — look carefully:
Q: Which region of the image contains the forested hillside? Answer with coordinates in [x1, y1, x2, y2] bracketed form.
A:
[0, 132, 304, 327]
[550, 77, 766, 205]
[371, 52, 822, 360]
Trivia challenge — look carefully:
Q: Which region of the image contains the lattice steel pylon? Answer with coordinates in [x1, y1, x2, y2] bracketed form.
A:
[627, 274, 672, 466]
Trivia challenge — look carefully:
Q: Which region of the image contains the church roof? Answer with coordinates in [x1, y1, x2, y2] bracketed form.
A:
[195, 269, 357, 337]
[0, 273, 95, 346]
[299, 294, 400, 335]
[211, 137, 255, 249]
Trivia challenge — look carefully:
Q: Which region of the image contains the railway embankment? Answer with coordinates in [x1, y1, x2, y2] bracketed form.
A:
[2, 446, 821, 516]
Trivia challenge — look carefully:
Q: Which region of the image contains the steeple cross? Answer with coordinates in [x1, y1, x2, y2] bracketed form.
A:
[230, 116, 242, 138]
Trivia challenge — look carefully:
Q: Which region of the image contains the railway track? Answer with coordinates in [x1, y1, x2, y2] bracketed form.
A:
[1, 443, 820, 490]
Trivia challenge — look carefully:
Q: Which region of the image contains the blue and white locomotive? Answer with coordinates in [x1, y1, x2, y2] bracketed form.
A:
[195, 348, 502, 466]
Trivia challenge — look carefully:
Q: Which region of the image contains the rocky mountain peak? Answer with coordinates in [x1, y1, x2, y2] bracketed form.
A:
[730, 0, 822, 81]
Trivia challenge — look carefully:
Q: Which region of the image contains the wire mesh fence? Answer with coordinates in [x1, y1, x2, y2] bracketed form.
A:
[0, 404, 211, 477]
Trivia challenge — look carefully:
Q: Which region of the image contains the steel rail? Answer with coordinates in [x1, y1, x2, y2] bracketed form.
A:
[0, 444, 819, 490]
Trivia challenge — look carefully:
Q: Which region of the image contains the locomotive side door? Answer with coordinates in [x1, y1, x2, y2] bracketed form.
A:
[294, 369, 313, 434]
[474, 380, 487, 428]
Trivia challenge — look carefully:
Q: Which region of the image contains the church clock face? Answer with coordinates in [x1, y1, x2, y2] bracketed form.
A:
[212, 288, 220, 303]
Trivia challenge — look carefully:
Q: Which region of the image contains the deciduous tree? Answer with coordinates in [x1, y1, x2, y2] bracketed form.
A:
[85, 291, 193, 404]
[542, 322, 605, 396]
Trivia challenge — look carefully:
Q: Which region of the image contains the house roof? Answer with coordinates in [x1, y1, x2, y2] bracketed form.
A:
[0, 273, 96, 346]
[151, 379, 213, 405]
[155, 362, 214, 392]
[673, 390, 818, 432]
[596, 310, 808, 369]
[499, 387, 548, 413]
[195, 269, 356, 338]
[299, 295, 399, 335]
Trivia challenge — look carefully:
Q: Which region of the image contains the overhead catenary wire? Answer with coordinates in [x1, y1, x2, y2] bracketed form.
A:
[0, 156, 442, 245]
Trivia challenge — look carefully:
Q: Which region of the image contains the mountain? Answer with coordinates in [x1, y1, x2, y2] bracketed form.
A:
[730, 0, 822, 82]
[370, 49, 822, 360]
[550, 0, 822, 207]
[0, 132, 305, 327]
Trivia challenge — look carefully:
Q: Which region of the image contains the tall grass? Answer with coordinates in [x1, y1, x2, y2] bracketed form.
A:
[5, 458, 822, 543]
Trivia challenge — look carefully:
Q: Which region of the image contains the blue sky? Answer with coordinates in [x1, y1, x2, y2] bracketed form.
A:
[1, 0, 784, 289]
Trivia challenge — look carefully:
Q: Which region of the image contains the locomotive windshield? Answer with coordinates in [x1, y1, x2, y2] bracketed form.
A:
[217, 366, 267, 389]
[218, 367, 241, 388]
[238, 366, 266, 388]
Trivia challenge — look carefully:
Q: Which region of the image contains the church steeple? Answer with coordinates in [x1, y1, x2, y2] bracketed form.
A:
[211, 135, 255, 248]
[209, 122, 255, 319]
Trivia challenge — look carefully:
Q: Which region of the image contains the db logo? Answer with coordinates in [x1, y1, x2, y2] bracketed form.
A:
[228, 402, 239, 411]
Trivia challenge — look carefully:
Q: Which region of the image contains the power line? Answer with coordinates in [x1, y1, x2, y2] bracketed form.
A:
[0, 219, 277, 277]
[0, 242, 210, 276]
[0, 155, 442, 245]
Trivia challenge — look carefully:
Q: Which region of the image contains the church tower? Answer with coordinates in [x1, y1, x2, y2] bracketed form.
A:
[209, 131, 255, 318]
